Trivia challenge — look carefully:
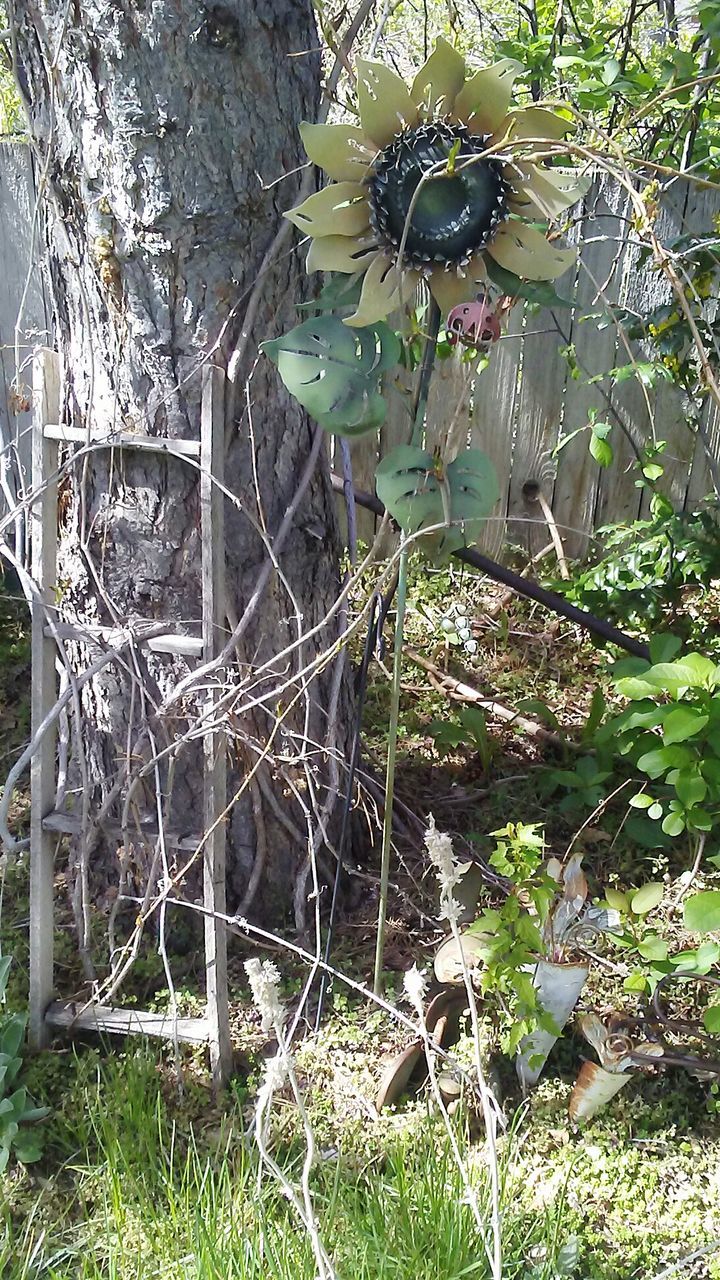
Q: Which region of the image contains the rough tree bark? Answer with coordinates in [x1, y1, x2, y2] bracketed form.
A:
[13, 0, 354, 939]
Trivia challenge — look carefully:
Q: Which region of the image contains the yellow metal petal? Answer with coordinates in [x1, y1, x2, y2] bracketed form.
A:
[284, 182, 371, 238]
[411, 37, 467, 117]
[344, 254, 419, 327]
[299, 122, 377, 182]
[453, 59, 523, 136]
[487, 220, 576, 281]
[491, 107, 574, 146]
[427, 257, 488, 314]
[508, 165, 591, 221]
[306, 236, 381, 274]
[356, 58, 418, 148]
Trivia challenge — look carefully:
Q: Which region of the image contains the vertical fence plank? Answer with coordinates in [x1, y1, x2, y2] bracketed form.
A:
[200, 365, 233, 1091]
[29, 348, 60, 1049]
[552, 175, 626, 558]
[472, 306, 523, 558]
[507, 310, 570, 558]
[0, 144, 51, 520]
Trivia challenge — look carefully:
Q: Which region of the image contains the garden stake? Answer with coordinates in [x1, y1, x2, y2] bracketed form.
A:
[373, 298, 441, 995]
[315, 594, 380, 1030]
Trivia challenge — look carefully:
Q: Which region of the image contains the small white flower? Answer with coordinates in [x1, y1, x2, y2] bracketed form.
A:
[425, 814, 464, 924]
[455, 615, 468, 630]
[465, 638, 478, 655]
[440, 617, 455, 634]
[262, 1049, 289, 1094]
[245, 957, 285, 1034]
[403, 963, 428, 1013]
[458, 627, 471, 642]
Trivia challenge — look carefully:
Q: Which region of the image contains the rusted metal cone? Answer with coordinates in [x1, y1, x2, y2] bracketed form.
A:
[376, 1041, 426, 1111]
[569, 1060, 633, 1123]
[516, 960, 589, 1089]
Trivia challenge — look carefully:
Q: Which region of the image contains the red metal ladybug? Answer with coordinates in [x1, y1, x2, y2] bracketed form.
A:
[446, 294, 502, 351]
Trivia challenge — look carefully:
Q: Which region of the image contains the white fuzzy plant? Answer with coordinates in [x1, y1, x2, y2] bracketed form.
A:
[245, 958, 337, 1280]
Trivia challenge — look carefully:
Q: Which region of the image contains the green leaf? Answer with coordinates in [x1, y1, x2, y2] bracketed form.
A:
[582, 686, 606, 739]
[661, 812, 686, 836]
[483, 257, 573, 308]
[602, 58, 621, 85]
[262, 316, 400, 437]
[589, 430, 613, 467]
[375, 445, 498, 560]
[704, 1005, 720, 1034]
[684, 890, 720, 933]
[296, 274, 363, 313]
[624, 970, 649, 993]
[629, 792, 653, 809]
[695, 940, 720, 973]
[637, 744, 692, 779]
[675, 768, 708, 808]
[0, 957, 11, 999]
[637, 934, 669, 961]
[0, 1015, 25, 1061]
[515, 698, 561, 731]
[631, 882, 665, 915]
[662, 707, 709, 744]
[615, 676, 659, 700]
[649, 634, 684, 664]
[604, 887, 629, 912]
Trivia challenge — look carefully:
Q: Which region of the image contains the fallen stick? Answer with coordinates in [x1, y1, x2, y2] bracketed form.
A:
[403, 646, 564, 747]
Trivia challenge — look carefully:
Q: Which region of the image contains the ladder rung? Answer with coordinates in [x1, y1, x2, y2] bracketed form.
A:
[45, 1000, 210, 1045]
[42, 810, 203, 851]
[44, 622, 204, 658]
[43, 424, 201, 459]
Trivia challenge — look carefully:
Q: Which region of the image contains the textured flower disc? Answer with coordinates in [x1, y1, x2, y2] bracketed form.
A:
[368, 122, 509, 267]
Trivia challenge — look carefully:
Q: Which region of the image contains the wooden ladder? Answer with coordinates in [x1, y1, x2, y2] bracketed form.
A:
[28, 349, 232, 1088]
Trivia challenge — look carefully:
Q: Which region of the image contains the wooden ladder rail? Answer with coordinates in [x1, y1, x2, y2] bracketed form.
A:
[28, 350, 232, 1088]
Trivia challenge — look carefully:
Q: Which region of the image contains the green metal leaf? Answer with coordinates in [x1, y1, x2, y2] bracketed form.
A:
[262, 316, 400, 437]
[375, 445, 498, 561]
[484, 256, 574, 307]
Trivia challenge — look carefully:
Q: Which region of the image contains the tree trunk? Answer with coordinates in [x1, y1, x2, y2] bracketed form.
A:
[13, 0, 354, 950]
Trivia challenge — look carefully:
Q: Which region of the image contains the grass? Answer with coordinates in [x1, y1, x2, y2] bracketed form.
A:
[2, 1048, 574, 1280]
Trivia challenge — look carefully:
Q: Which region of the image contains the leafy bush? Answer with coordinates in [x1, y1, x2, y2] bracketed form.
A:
[554, 507, 720, 631]
[598, 640, 720, 842]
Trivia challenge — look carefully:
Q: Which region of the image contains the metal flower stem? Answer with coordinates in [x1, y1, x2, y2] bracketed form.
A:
[373, 296, 441, 995]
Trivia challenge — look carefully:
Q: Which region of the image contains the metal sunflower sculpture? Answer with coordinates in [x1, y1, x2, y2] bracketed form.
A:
[285, 38, 589, 327]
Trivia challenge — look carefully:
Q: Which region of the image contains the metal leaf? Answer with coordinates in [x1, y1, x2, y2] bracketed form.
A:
[262, 316, 401, 437]
[375, 444, 499, 560]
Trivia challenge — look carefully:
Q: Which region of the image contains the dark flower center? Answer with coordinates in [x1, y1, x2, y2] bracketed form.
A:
[368, 122, 509, 267]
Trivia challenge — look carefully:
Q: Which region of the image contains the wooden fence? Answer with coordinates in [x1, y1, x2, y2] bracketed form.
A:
[0, 142, 50, 518]
[347, 174, 720, 560]
[1, 143, 717, 561]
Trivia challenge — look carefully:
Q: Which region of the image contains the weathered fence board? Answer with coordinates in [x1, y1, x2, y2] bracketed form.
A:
[361, 173, 720, 560]
[0, 142, 50, 522]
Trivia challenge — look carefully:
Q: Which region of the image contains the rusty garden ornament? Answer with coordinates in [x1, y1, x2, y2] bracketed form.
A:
[285, 38, 589, 327]
[516, 852, 591, 1089]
